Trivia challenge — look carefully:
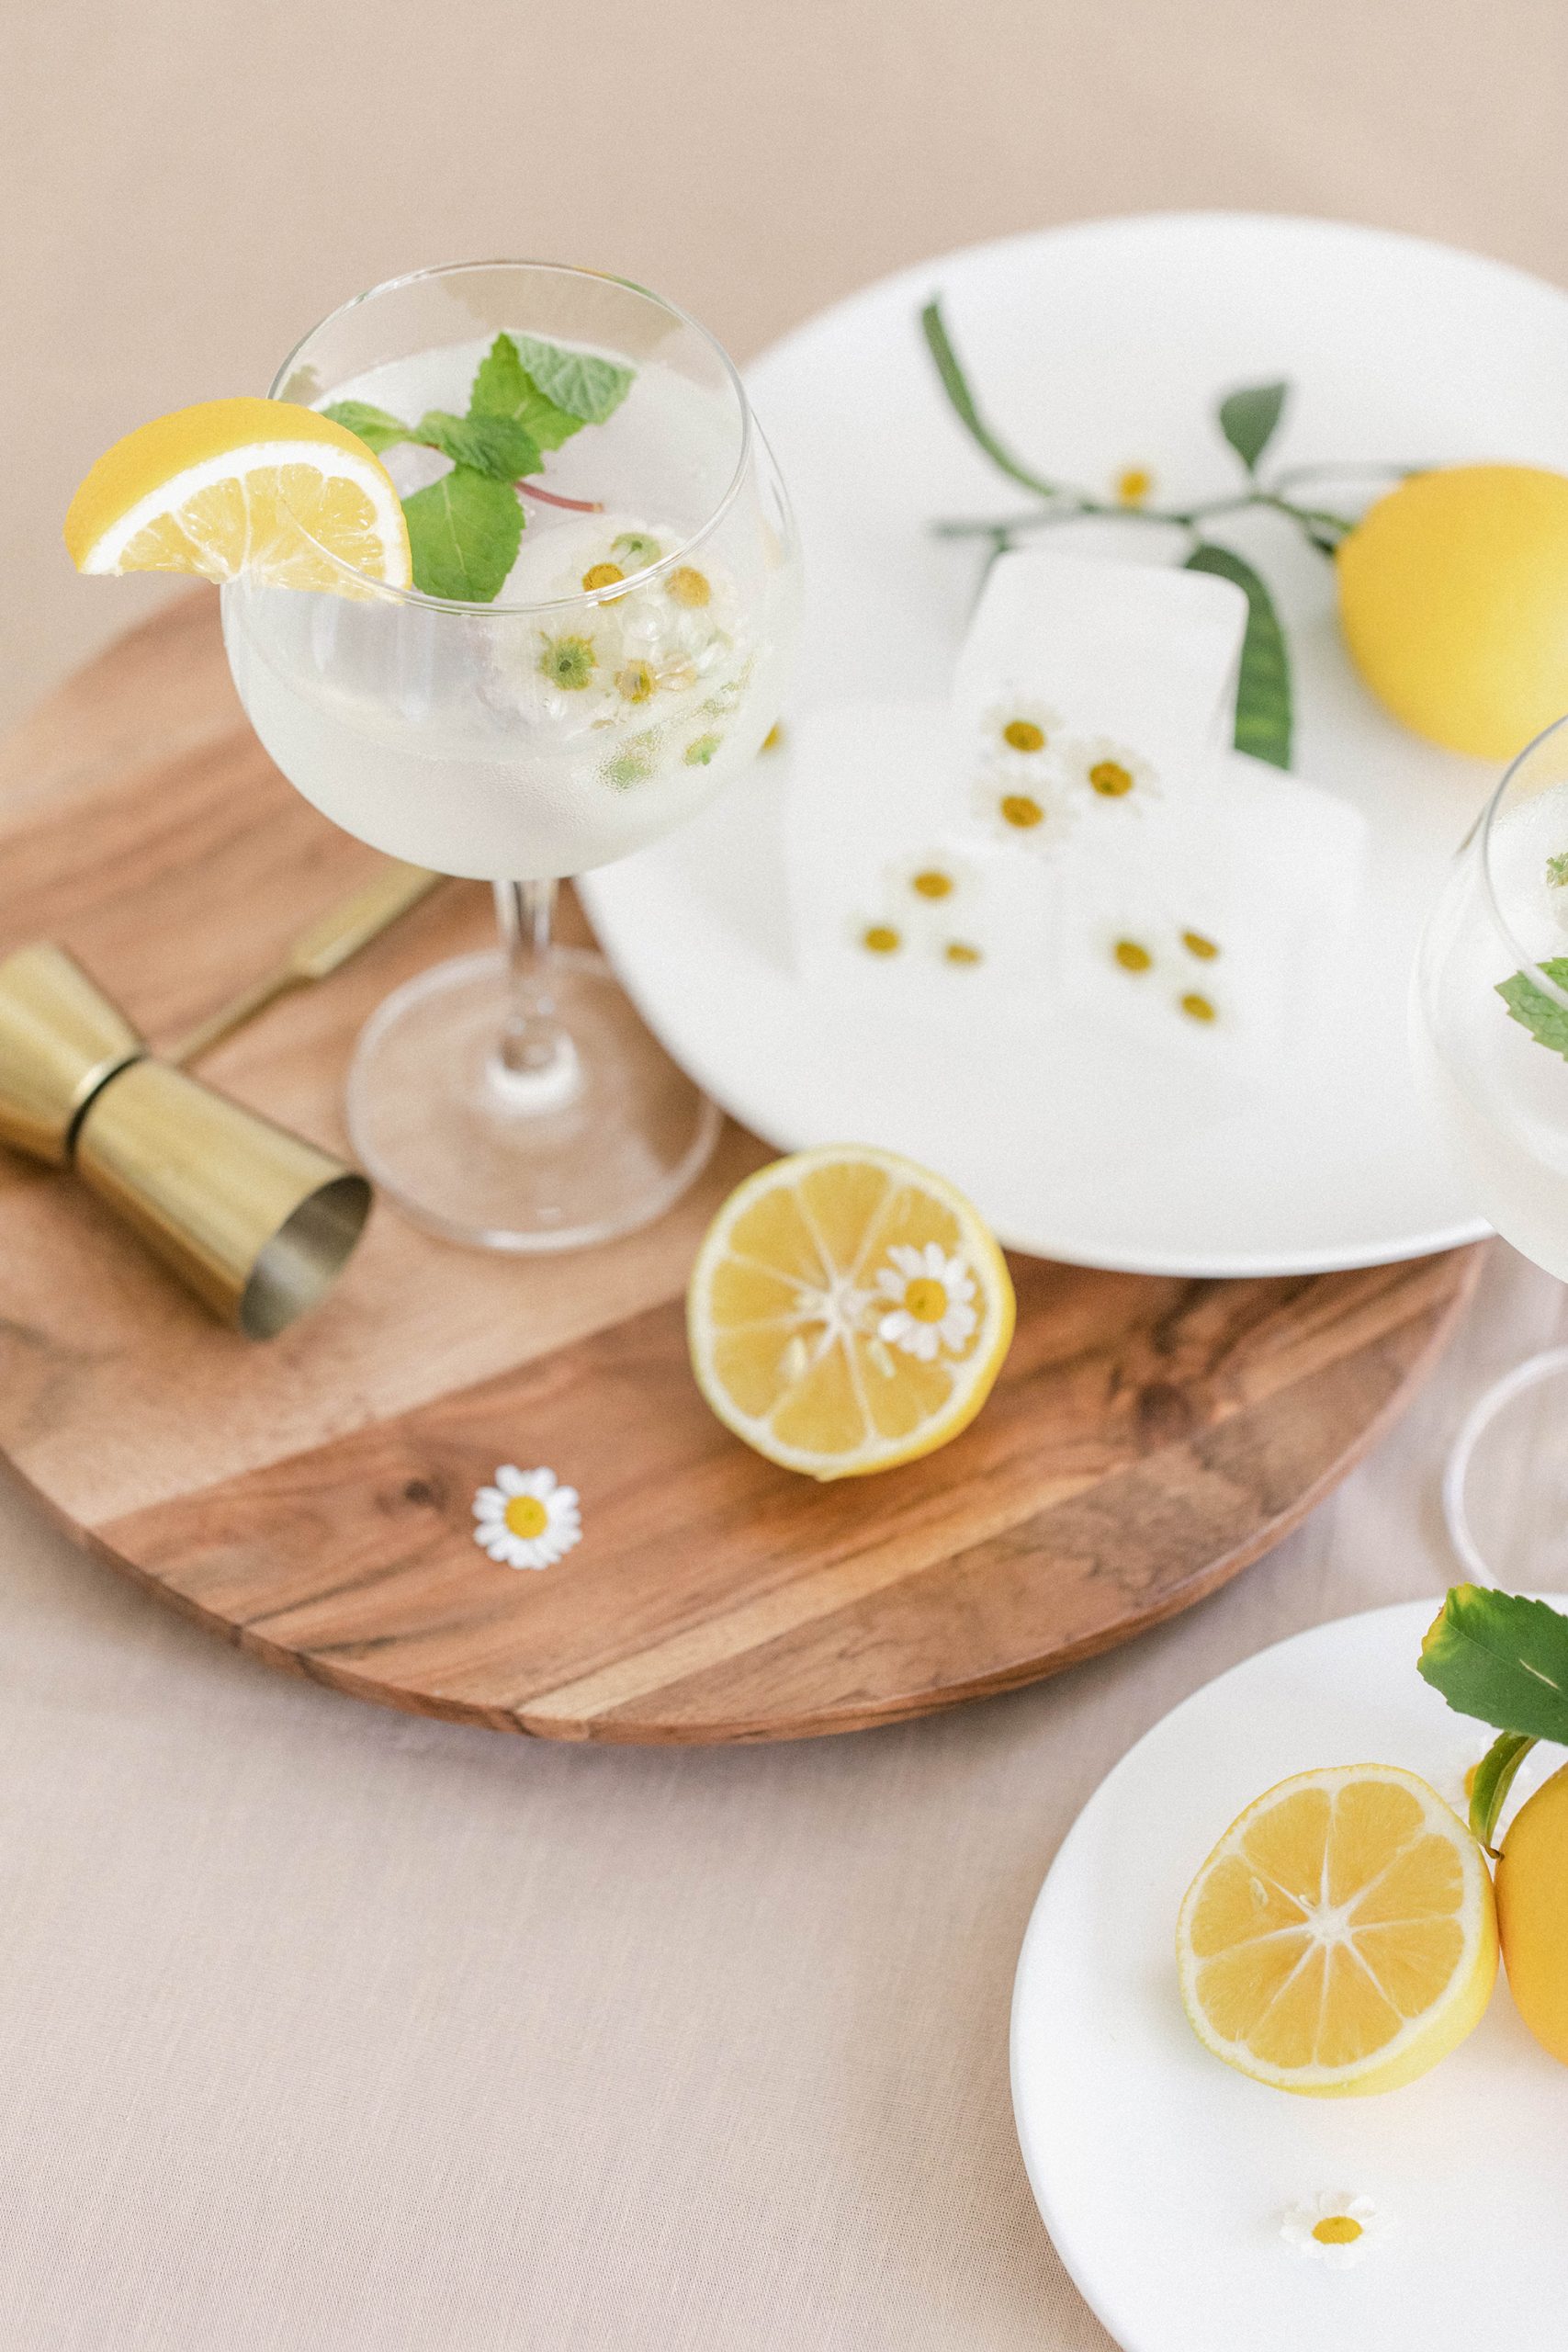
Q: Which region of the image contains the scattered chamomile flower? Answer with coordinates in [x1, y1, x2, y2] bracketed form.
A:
[761, 720, 785, 753]
[1279, 2193, 1389, 2270]
[538, 632, 598, 692]
[1061, 734, 1158, 807]
[888, 850, 975, 916]
[873, 1242, 979, 1362]
[683, 731, 723, 766]
[856, 919, 903, 956]
[1115, 465, 1154, 506]
[942, 939, 983, 967]
[982, 698, 1064, 760]
[472, 1465, 581, 1572]
[973, 766, 1073, 854]
[1181, 928, 1221, 961]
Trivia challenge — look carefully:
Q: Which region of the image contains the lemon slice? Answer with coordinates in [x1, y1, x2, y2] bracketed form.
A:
[1177, 1764, 1497, 2098]
[687, 1144, 1015, 1479]
[64, 398, 411, 594]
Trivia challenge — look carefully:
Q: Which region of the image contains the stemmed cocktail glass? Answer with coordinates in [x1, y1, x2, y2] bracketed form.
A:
[223, 261, 801, 1250]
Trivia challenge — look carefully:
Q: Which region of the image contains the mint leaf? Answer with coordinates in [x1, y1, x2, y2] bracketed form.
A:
[1218, 382, 1288, 473]
[1185, 542, 1292, 768]
[322, 400, 412, 456]
[469, 334, 582, 454]
[1418, 1585, 1568, 1745]
[1469, 1730, 1537, 1849]
[1498, 955, 1568, 1060]
[511, 334, 635, 425]
[401, 465, 522, 602]
[919, 298, 1061, 500]
[414, 410, 540, 482]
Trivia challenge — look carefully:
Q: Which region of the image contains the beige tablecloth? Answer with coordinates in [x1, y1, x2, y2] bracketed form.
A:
[6, 2, 1568, 2344]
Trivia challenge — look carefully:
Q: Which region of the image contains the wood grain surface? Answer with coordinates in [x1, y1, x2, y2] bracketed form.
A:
[0, 596, 1483, 1741]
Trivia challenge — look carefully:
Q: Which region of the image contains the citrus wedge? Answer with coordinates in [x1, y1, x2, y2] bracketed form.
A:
[688, 1144, 1015, 1479]
[64, 398, 411, 593]
[1177, 1764, 1497, 2098]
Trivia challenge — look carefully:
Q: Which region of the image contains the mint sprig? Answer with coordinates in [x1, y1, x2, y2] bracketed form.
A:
[322, 332, 635, 601]
[1498, 954, 1568, 1060]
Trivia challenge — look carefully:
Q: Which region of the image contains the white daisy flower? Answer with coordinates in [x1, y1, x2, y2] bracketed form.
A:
[471, 1464, 582, 1572]
[1058, 733, 1159, 809]
[980, 697, 1066, 763]
[872, 1242, 978, 1362]
[972, 764, 1074, 855]
[887, 850, 976, 922]
[1279, 2192, 1390, 2270]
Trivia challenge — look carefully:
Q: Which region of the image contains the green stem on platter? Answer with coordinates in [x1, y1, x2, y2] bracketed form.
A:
[920, 299, 1067, 502]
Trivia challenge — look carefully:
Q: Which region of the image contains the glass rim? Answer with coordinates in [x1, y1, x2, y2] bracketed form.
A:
[1479, 708, 1568, 1017]
[265, 256, 755, 618]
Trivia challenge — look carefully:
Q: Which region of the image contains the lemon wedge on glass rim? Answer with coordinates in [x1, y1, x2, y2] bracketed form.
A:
[687, 1144, 1015, 1479]
[1177, 1763, 1497, 2098]
[63, 397, 411, 593]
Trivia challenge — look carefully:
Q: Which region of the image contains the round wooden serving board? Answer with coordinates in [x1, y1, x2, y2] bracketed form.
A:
[0, 598, 1483, 1743]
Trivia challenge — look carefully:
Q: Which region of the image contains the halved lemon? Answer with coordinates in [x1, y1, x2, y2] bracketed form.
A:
[64, 398, 411, 593]
[1177, 1764, 1497, 2098]
[688, 1144, 1015, 1479]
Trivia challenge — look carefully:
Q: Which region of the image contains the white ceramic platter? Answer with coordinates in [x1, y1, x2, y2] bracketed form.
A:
[1010, 1598, 1568, 2352]
[582, 213, 1568, 1273]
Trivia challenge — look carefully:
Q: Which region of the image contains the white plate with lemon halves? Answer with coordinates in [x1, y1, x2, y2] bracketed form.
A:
[1011, 1599, 1568, 2352]
[581, 213, 1568, 1275]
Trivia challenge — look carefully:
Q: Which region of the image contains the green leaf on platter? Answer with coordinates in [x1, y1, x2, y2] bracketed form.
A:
[468, 333, 584, 454]
[1217, 381, 1289, 473]
[401, 464, 523, 603]
[919, 299, 1061, 502]
[1184, 542, 1292, 768]
[321, 400, 412, 456]
[1498, 955, 1568, 1061]
[1469, 1730, 1538, 1849]
[510, 334, 635, 426]
[413, 409, 541, 482]
[1418, 1584, 1568, 1746]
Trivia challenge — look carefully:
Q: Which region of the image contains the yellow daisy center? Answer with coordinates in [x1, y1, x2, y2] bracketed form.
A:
[902, 1277, 949, 1323]
[668, 566, 711, 608]
[582, 561, 625, 592]
[912, 869, 953, 899]
[1311, 2216, 1363, 2247]
[1089, 760, 1134, 797]
[503, 1495, 549, 1540]
[1182, 929, 1219, 959]
[1000, 793, 1044, 829]
[863, 924, 901, 954]
[1180, 991, 1217, 1023]
[944, 941, 981, 965]
[1002, 718, 1045, 752]
[1114, 940, 1152, 972]
[1116, 467, 1153, 505]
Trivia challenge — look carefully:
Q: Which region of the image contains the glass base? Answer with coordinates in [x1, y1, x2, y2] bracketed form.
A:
[1442, 1346, 1568, 1589]
[345, 947, 721, 1251]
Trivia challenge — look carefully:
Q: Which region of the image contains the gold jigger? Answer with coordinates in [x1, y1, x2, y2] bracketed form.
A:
[0, 944, 371, 1339]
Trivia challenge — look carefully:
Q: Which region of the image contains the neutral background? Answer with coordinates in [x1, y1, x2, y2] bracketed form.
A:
[6, 3, 1568, 2346]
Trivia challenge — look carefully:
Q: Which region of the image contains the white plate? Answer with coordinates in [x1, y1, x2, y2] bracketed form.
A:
[1010, 1599, 1568, 2352]
[583, 213, 1568, 1273]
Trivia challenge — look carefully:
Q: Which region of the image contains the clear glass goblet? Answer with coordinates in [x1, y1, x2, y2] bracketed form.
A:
[222, 260, 801, 1250]
[1413, 711, 1568, 1586]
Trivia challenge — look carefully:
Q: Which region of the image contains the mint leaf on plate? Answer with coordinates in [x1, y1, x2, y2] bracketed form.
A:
[1185, 542, 1292, 769]
[1217, 381, 1288, 473]
[468, 333, 583, 454]
[511, 334, 635, 426]
[414, 409, 540, 482]
[321, 400, 412, 456]
[1418, 1584, 1568, 1745]
[1498, 955, 1568, 1060]
[401, 464, 522, 602]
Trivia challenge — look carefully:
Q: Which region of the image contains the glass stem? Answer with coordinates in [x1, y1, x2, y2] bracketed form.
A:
[492, 877, 575, 1098]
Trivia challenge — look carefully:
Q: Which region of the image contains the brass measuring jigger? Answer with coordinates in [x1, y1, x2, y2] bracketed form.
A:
[0, 944, 371, 1338]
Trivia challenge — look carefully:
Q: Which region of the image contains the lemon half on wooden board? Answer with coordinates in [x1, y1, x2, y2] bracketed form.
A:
[1177, 1763, 1497, 2097]
[687, 1144, 1015, 1479]
[64, 398, 411, 593]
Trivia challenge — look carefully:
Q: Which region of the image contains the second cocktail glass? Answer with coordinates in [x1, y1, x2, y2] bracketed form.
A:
[222, 261, 801, 1250]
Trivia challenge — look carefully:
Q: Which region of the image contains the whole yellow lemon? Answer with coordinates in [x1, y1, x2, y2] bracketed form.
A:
[1495, 1758, 1568, 2065]
[1337, 464, 1568, 760]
